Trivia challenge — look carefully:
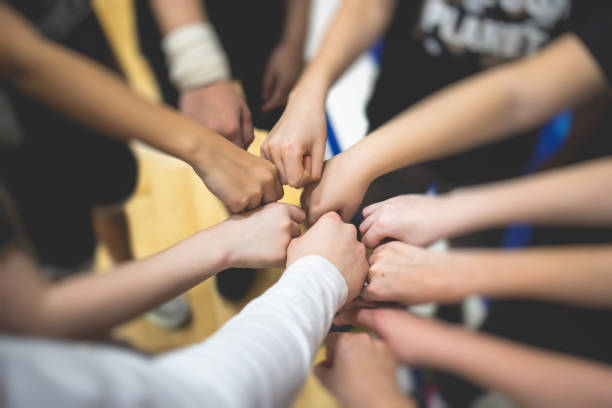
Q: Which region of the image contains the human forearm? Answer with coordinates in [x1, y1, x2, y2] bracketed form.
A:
[148, 0, 209, 33]
[442, 246, 612, 308]
[440, 157, 612, 236]
[292, 0, 396, 98]
[5, 228, 226, 338]
[348, 34, 607, 183]
[427, 324, 612, 407]
[281, 0, 310, 50]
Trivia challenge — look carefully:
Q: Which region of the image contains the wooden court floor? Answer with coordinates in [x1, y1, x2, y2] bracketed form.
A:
[93, 1, 337, 406]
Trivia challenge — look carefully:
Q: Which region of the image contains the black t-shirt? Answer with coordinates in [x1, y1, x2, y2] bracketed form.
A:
[369, 0, 608, 130]
[0, 200, 13, 249]
[367, 1, 612, 185]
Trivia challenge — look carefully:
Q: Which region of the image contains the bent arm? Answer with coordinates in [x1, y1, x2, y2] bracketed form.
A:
[0, 3, 227, 167]
[347, 34, 608, 182]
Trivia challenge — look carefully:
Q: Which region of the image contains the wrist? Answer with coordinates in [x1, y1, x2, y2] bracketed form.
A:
[439, 189, 492, 238]
[290, 68, 330, 103]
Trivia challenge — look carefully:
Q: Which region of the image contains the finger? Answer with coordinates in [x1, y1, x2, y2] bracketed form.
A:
[313, 362, 331, 386]
[290, 221, 302, 238]
[359, 213, 377, 235]
[262, 82, 287, 113]
[308, 140, 325, 183]
[362, 226, 385, 249]
[262, 166, 282, 204]
[270, 142, 288, 185]
[246, 189, 263, 211]
[334, 308, 379, 333]
[283, 145, 306, 188]
[286, 204, 306, 224]
[261, 67, 275, 101]
[362, 200, 386, 218]
[240, 104, 255, 148]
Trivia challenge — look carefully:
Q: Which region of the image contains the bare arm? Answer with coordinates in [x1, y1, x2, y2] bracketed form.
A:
[148, 0, 257, 148]
[0, 3, 281, 213]
[0, 203, 304, 338]
[364, 242, 612, 309]
[148, 0, 210, 33]
[303, 33, 609, 223]
[340, 308, 612, 408]
[360, 157, 612, 248]
[262, 0, 397, 187]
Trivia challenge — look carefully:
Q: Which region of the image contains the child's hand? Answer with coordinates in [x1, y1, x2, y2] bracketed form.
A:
[194, 138, 284, 213]
[301, 152, 373, 225]
[363, 241, 456, 305]
[286, 212, 368, 301]
[360, 194, 457, 248]
[315, 332, 414, 408]
[220, 203, 305, 269]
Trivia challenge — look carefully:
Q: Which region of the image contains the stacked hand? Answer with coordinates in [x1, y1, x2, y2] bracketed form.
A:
[261, 88, 327, 188]
[315, 332, 415, 408]
[360, 194, 457, 248]
[180, 81, 254, 149]
[287, 211, 368, 301]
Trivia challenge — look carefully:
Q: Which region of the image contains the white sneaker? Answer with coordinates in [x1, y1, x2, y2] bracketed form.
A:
[146, 296, 191, 330]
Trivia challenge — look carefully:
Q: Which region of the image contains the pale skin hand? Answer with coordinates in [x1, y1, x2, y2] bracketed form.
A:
[360, 194, 457, 248]
[336, 308, 612, 408]
[0, 4, 281, 214]
[363, 243, 612, 308]
[363, 242, 454, 305]
[261, 0, 397, 188]
[180, 81, 254, 149]
[301, 152, 373, 224]
[0, 203, 303, 338]
[220, 202, 305, 268]
[315, 332, 415, 408]
[286, 211, 368, 301]
[261, 88, 327, 187]
[360, 157, 612, 247]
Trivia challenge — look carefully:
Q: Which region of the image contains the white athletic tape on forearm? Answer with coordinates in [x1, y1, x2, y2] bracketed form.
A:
[162, 22, 231, 91]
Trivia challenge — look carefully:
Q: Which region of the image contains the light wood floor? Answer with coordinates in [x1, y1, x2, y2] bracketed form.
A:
[92, 1, 337, 406]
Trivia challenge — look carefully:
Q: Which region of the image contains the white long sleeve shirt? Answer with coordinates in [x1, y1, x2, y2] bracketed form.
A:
[0, 255, 347, 407]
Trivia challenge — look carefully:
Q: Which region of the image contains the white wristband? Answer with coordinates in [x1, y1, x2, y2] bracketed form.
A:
[161, 22, 231, 92]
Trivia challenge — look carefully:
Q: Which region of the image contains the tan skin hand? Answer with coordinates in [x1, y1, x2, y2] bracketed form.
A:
[261, 42, 304, 113]
[315, 332, 415, 408]
[286, 211, 368, 301]
[180, 81, 255, 149]
[261, 89, 327, 188]
[364, 241, 456, 305]
[194, 137, 284, 213]
[360, 194, 456, 248]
